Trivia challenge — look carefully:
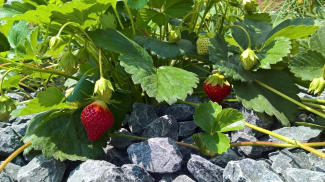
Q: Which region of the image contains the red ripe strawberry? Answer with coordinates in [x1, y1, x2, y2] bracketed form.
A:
[80, 100, 114, 141]
[203, 73, 232, 104]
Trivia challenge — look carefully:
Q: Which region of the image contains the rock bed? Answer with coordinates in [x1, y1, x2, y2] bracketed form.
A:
[1, 87, 325, 182]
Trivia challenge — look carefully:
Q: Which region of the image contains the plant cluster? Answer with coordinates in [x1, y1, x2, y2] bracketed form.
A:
[1, 0, 325, 170]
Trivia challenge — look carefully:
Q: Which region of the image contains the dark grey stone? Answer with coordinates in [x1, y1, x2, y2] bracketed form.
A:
[178, 120, 197, 139]
[178, 137, 201, 165]
[268, 149, 312, 175]
[0, 172, 13, 182]
[67, 160, 127, 182]
[11, 156, 26, 166]
[103, 145, 131, 167]
[155, 104, 170, 117]
[172, 175, 195, 182]
[270, 126, 322, 143]
[11, 123, 28, 137]
[17, 155, 66, 182]
[210, 148, 243, 168]
[128, 103, 158, 135]
[122, 115, 130, 127]
[284, 168, 325, 182]
[165, 104, 196, 121]
[10, 114, 34, 125]
[233, 107, 274, 138]
[231, 132, 274, 158]
[121, 164, 155, 182]
[0, 127, 22, 156]
[0, 162, 20, 181]
[187, 154, 224, 182]
[109, 128, 140, 150]
[141, 115, 178, 141]
[5, 93, 25, 102]
[308, 149, 325, 172]
[0, 122, 10, 128]
[185, 95, 201, 104]
[127, 137, 183, 173]
[223, 158, 283, 182]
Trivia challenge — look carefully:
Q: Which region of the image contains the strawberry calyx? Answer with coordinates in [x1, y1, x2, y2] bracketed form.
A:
[94, 77, 114, 103]
[204, 72, 230, 88]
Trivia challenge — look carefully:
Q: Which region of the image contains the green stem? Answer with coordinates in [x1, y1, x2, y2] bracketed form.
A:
[57, 22, 75, 37]
[254, 79, 325, 118]
[0, 69, 14, 96]
[99, 48, 104, 78]
[188, 62, 211, 74]
[300, 98, 325, 104]
[0, 141, 32, 172]
[67, 35, 74, 52]
[302, 101, 325, 110]
[113, 7, 124, 29]
[230, 25, 251, 51]
[176, 100, 200, 107]
[123, 0, 136, 35]
[5, 88, 32, 100]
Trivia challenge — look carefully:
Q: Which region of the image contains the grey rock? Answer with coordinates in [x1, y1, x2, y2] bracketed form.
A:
[270, 126, 322, 143]
[165, 104, 196, 121]
[234, 107, 274, 138]
[5, 93, 25, 102]
[11, 156, 26, 166]
[210, 148, 243, 168]
[104, 145, 130, 167]
[187, 154, 224, 182]
[158, 173, 179, 182]
[172, 175, 195, 182]
[0, 172, 13, 182]
[128, 103, 158, 135]
[178, 120, 197, 139]
[121, 164, 155, 182]
[185, 95, 201, 104]
[10, 114, 34, 125]
[0, 162, 20, 181]
[127, 137, 183, 173]
[68, 160, 127, 182]
[268, 149, 312, 175]
[0, 122, 10, 128]
[154, 104, 170, 117]
[284, 168, 325, 182]
[0, 127, 22, 156]
[11, 123, 28, 137]
[17, 155, 66, 182]
[231, 132, 274, 158]
[223, 158, 283, 182]
[142, 115, 178, 141]
[122, 115, 130, 127]
[308, 149, 325, 172]
[109, 128, 139, 150]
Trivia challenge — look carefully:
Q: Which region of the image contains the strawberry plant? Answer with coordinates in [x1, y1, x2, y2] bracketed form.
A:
[1, 0, 325, 174]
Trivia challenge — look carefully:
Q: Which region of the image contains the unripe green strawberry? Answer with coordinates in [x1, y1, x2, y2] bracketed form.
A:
[65, 87, 84, 107]
[76, 46, 89, 64]
[59, 51, 77, 75]
[37, 40, 49, 56]
[203, 73, 232, 104]
[239, 48, 259, 70]
[49, 36, 64, 51]
[0, 96, 16, 122]
[308, 77, 325, 96]
[196, 33, 215, 55]
[94, 78, 114, 102]
[80, 100, 114, 141]
[242, 0, 258, 14]
[168, 30, 181, 44]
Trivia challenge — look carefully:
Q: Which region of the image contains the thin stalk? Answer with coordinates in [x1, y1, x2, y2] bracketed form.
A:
[222, 98, 238, 102]
[188, 62, 211, 74]
[113, 7, 124, 29]
[57, 22, 75, 37]
[302, 101, 325, 110]
[176, 100, 200, 107]
[0, 69, 14, 96]
[123, 0, 136, 35]
[0, 141, 32, 172]
[230, 25, 251, 50]
[99, 48, 103, 78]
[254, 79, 325, 118]
[5, 88, 32, 100]
[301, 98, 325, 104]
[19, 83, 37, 93]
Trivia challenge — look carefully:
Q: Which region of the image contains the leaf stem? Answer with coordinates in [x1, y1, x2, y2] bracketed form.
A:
[254, 79, 325, 118]
[113, 7, 124, 29]
[123, 0, 136, 35]
[176, 100, 200, 107]
[300, 98, 325, 104]
[0, 141, 32, 172]
[99, 48, 103, 78]
[188, 62, 211, 74]
[230, 25, 251, 51]
[0, 69, 15, 96]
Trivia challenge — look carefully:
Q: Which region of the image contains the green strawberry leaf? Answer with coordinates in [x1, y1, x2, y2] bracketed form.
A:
[266, 17, 314, 41]
[245, 13, 272, 23]
[257, 36, 291, 69]
[198, 132, 230, 154]
[12, 87, 74, 117]
[133, 35, 193, 59]
[127, 0, 149, 9]
[136, 8, 166, 28]
[232, 19, 272, 49]
[7, 20, 29, 49]
[233, 69, 300, 126]
[0, 1, 35, 19]
[0, 31, 10, 52]
[88, 29, 198, 104]
[0, 70, 22, 89]
[288, 50, 325, 81]
[66, 75, 99, 103]
[163, 0, 194, 18]
[193, 101, 222, 133]
[23, 109, 107, 161]
[264, 25, 319, 46]
[310, 26, 325, 57]
[216, 108, 246, 133]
